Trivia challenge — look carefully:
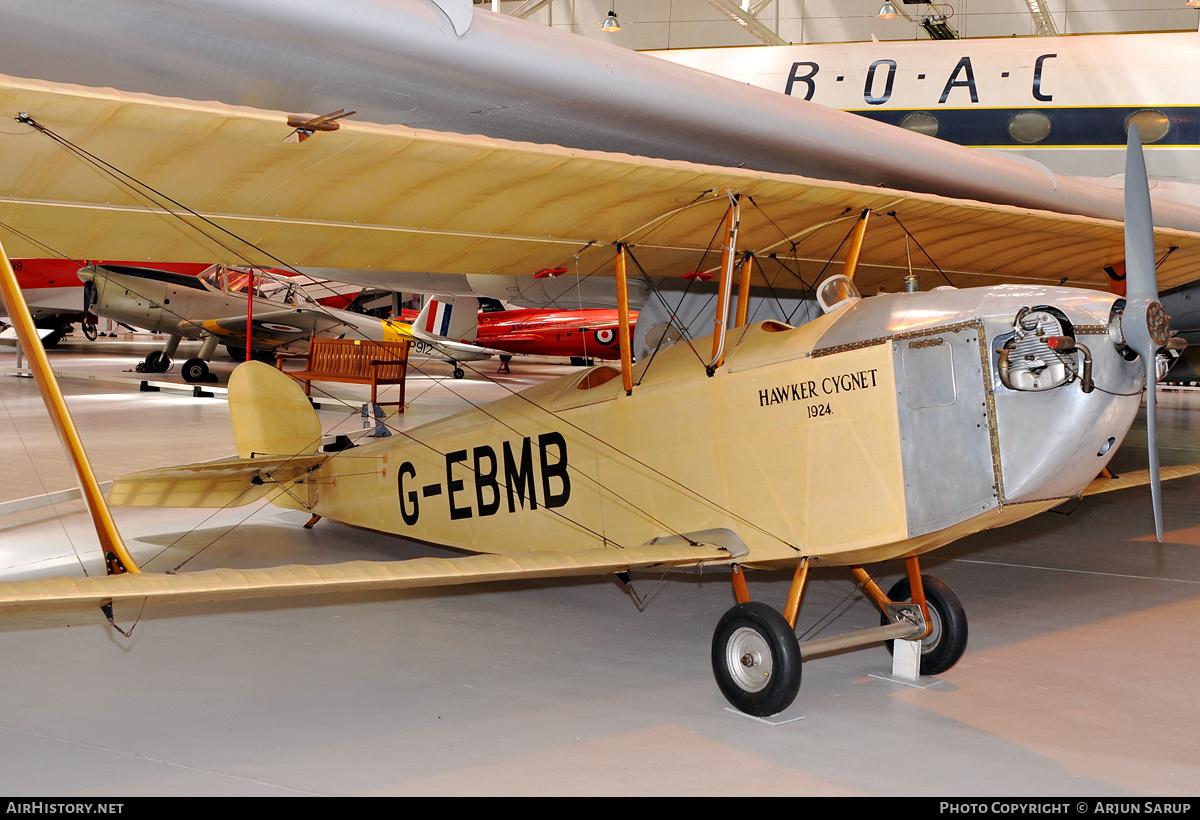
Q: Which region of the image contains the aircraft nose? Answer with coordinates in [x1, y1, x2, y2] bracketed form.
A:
[76, 267, 94, 284]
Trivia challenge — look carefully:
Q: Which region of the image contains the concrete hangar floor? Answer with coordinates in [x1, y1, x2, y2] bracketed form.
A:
[0, 334, 1198, 797]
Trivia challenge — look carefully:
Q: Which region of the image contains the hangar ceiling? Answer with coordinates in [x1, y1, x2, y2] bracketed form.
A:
[478, 0, 1200, 48]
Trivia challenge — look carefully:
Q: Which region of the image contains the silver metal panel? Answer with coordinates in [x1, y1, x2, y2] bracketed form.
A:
[895, 327, 997, 537]
[992, 326, 1143, 504]
[902, 339, 957, 408]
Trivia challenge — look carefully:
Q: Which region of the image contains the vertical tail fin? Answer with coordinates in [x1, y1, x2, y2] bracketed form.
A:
[228, 361, 323, 459]
[414, 294, 479, 343]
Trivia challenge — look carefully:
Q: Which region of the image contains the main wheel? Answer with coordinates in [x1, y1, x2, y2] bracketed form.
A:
[452, 366, 465, 379]
[82, 322, 98, 341]
[711, 601, 802, 717]
[143, 350, 171, 373]
[882, 575, 968, 676]
[181, 357, 210, 383]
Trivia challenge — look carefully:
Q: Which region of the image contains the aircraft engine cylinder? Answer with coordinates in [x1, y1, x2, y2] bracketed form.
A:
[997, 306, 1073, 391]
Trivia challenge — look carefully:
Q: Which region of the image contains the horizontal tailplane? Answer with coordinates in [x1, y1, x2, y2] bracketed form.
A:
[107, 454, 327, 508]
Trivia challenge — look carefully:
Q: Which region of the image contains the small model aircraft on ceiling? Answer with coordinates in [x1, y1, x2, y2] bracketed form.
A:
[0, 46, 1194, 714]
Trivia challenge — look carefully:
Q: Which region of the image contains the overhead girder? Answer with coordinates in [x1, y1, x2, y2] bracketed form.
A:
[704, 0, 790, 46]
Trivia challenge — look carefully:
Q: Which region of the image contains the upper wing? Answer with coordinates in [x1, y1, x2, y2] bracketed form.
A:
[1, 75, 1199, 297]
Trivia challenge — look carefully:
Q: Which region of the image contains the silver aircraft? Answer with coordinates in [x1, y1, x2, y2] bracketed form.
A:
[79, 263, 495, 382]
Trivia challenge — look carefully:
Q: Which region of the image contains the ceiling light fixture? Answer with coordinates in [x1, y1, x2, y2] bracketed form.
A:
[877, 2, 899, 18]
[602, 11, 621, 32]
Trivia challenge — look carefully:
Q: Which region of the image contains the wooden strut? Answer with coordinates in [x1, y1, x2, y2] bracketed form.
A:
[615, 243, 634, 395]
[734, 252, 754, 329]
[852, 557, 931, 640]
[903, 555, 931, 640]
[842, 209, 871, 282]
[782, 557, 810, 629]
[0, 239, 141, 575]
[730, 563, 750, 604]
[729, 557, 809, 628]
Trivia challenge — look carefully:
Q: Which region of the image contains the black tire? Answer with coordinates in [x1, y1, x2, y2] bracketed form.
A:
[452, 367, 465, 379]
[82, 322, 98, 341]
[711, 601, 802, 717]
[181, 357, 210, 383]
[41, 329, 64, 348]
[144, 350, 171, 372]
[225, 344, 244, 361]
[882, 575, 968, 676]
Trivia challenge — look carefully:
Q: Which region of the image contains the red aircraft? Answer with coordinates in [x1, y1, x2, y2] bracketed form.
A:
[417, 296, 635, 363]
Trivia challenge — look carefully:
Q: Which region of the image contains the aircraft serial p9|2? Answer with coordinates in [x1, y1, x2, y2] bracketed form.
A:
[1, 4, 1200, 716]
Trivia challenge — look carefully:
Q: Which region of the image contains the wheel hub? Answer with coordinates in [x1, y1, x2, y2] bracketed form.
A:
[727, 626, 772, 692]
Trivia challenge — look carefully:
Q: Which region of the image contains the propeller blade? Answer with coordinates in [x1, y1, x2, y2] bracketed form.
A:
[1124, 126, 1158, 304]
[1144, 355, 1163, 541]
[1122, 124, 1167, 542]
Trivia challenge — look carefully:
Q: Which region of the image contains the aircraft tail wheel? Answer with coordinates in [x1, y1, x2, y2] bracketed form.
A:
[453, 367, 465, 379]
[712, 601, 802, 716]
[181, 358, 210, 383]
[881, 575, 968, 676]
[143, 351, 171, 373]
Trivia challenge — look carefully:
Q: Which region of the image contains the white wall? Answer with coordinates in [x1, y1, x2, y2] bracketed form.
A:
[488, 0, 1200, 46]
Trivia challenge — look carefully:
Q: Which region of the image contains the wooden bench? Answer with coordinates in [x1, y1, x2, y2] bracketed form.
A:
[276, 337, 411, 410]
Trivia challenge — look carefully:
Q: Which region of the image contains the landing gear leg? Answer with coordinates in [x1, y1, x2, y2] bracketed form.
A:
[137, 334, 180, 373]
[182, 334, 220, 383]
[711, 556, 967, 714]
[873, 557, 968, 676]
[711, 559, 808, 717]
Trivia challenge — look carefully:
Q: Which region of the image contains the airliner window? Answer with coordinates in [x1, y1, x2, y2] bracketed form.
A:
[1125, 110, 1170, 144]
[900, 111, 939, 137]
[1008, 111, 1052, 144]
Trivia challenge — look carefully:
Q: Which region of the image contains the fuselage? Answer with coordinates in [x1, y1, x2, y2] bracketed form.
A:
[1, 259, 207, 326]
[477, 308, 633, 360]
[287, 283, 1142, 566]
[651, 33, 1200, 201]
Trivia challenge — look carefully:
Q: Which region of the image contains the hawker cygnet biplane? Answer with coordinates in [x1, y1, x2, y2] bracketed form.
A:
[0, 41, 1197, 712]
[79, 263, 497, 382]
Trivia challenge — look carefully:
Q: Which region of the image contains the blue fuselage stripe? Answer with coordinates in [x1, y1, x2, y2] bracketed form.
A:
[845, 106, 1200, 147]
